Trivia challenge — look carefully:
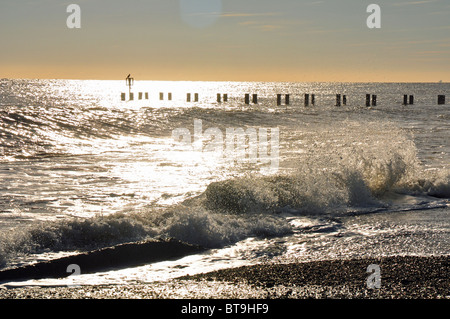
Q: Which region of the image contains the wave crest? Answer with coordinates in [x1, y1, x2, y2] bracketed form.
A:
[1, 120, 448, 269]
[0, 206, 292, 268]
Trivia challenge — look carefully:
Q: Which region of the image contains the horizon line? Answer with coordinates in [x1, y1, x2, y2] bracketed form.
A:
[2, 77, 448, 85]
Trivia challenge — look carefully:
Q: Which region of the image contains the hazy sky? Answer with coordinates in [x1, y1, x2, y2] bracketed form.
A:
[1, 0, 449, 82]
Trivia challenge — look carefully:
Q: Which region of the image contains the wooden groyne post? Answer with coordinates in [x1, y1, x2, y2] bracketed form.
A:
[126, 75, 134, 94]
[364, 94, 377, 107]
[217, 94, 228, 103]
[277, 94, 290, 106]
[336, 94, 341, 107]
[404, 95, 414, 105]
[121, 74, 135, 101]
[245, 94, 250, 105]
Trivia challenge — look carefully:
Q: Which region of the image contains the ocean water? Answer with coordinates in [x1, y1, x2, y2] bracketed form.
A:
[0, 79, 449, 287]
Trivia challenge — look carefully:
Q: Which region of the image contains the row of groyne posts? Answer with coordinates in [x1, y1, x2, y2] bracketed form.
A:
[121, 91, 447, 106]
[121, 76, 446, 105]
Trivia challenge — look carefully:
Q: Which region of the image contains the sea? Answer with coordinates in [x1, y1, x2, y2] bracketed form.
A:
[0, 79, 449, 287]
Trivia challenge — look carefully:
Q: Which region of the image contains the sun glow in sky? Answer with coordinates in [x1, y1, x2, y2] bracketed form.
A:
[1, 0, 449, 82]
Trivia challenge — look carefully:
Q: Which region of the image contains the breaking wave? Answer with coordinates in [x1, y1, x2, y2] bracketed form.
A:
[1, 98, 449, 271]
[0, 206, 292, 269]
[1, 134, 448, 269]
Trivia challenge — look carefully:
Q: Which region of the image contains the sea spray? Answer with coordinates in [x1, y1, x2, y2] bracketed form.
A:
[172, 119, 279, 174]
[0, 206, 292, 268]
[1, 80, 449, 277]
[1, 121, 442, 268]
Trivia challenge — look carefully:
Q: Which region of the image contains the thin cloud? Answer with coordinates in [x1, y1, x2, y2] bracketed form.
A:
[238, 21, 284, 32]
[238, 21, 259, 26]
[221, 12, 281, 18]
[181, 11, 279, 18]
[225, 11, 286, 32]
[392, 0, 439, 6]
[415, 50, 450, 55]
[254, 24, 283, 32]
[305, 1, 325, 5]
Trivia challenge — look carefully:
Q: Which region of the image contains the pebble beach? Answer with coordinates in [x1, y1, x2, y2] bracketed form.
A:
[1, 255, 448, 299]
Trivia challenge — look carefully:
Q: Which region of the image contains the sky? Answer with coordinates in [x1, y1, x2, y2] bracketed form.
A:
[0, 0, 449, 82]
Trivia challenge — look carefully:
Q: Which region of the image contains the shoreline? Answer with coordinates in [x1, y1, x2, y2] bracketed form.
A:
[0, 255, 448, 299]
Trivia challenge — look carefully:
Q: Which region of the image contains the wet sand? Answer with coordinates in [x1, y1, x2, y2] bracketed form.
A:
[0, 255, 448, 299]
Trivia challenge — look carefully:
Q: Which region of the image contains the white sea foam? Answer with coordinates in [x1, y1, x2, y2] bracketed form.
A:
[1, 125, 447, 269]
[1, 80, 449, 274]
